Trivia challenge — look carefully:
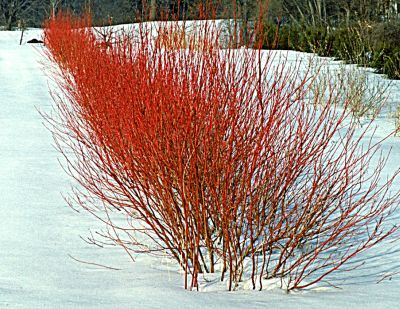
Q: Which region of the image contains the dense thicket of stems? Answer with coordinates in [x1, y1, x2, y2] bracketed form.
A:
[42, 13, 399, 291]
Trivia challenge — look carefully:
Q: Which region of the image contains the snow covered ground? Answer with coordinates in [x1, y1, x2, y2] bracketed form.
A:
[0, 28, 399, 308]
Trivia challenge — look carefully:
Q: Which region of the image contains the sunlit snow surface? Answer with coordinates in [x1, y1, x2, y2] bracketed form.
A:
[0, 28, 399, 308]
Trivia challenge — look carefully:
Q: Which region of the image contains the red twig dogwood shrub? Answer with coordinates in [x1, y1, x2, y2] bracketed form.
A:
[42, 13, 400, 291]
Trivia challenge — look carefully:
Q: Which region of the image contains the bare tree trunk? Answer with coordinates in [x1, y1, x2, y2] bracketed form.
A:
[316, 0, 322, 21]
[50, 0, 61, 18]
[150, 0, 157, 20]
[19, 19, 26, 45]
[308, 1, 315, 25]
[6, 13, 13, 31]
[342, 4, 351, 27]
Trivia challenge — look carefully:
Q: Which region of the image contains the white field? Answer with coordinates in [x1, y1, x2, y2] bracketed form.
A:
[0, 28, 400, 308]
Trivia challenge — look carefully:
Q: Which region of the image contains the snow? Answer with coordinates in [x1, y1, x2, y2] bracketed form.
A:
[0, 28, 399, 308]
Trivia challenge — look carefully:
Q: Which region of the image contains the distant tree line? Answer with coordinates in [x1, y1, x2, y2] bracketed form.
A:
[0, 0, 218, 30]
[1, 0, 399, 30]
[1, 0, 139, 30]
